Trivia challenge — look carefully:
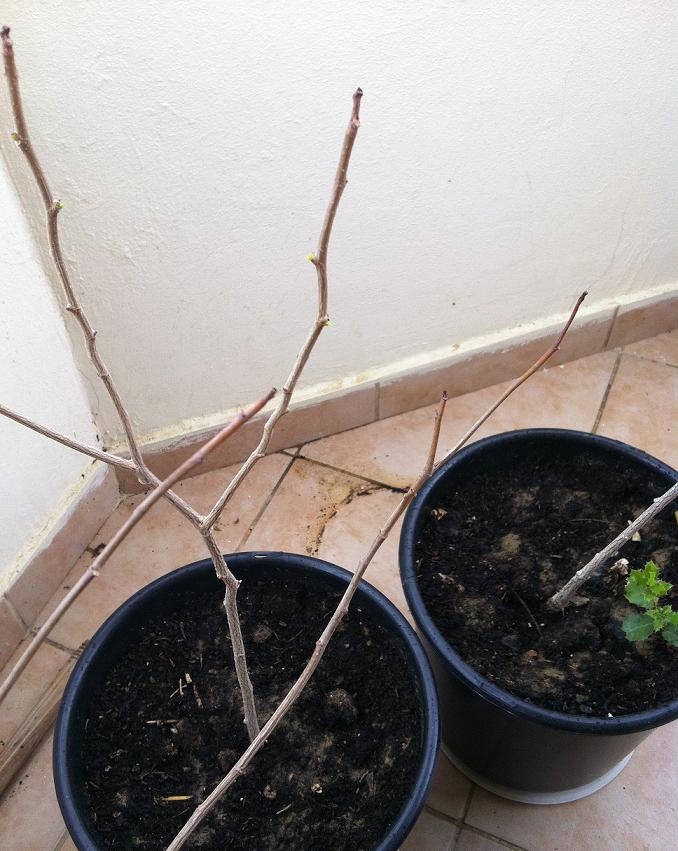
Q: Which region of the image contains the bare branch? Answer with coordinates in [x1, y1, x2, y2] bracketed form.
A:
[0, 389, 275, 705]
[547, 480, 678, 611]
[1, 26, 147, 473]
[432, 291, 587, 473]
[2, 28, 208, 530]
[202, 533, 259, 739]
[167, 389, 447, 850]
[0, 401, 135, 471]
[1, 26, 297, 742]
[201, 88, 363, 533]
[170, 291, 590, 848]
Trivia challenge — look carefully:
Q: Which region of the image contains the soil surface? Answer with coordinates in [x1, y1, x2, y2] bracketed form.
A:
[81, 574, 422, 849]
[415, 442, 677, 716]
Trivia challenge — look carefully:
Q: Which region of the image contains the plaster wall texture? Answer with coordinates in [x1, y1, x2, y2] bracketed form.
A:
[0, 158, 99, 586]
[3, 3, 677, 441]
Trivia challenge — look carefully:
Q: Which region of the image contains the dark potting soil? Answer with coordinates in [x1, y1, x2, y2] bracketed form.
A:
[81, 574, 422, 850]
[415, 443, 677, 717]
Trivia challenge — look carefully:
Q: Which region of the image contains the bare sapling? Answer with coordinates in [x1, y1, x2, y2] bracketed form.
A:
[200, 87, 363, 534]
[169, 294, 588, 849]
[547, 480, 678, 611]
[0, 25, 256, 740]
[0, 389, 275, 704]
[1, 25, 595, 851]
[1, 29, 362, 743]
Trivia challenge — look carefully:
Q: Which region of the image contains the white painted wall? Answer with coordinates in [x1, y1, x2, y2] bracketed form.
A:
[0, 159, 100, 588]
[3, 1, 678, 445]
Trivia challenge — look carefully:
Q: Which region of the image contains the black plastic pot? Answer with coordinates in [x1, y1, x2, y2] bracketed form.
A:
[54, 551, 440, 850]
[400, 428, 678, 804]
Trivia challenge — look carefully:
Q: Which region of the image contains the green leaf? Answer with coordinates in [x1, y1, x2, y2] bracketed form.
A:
[661, 623, 678, 647]
[643, 561, 672, 596]
[625, 572, 659, 609]
[624, 562, 671, 609]
[622, 612, 655, 642]
[646, 606, 673, 631]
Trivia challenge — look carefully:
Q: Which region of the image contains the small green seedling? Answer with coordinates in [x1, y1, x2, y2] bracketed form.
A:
[622, 561, 678, 646]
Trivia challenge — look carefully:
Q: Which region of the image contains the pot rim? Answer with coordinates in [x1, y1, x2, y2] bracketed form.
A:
[54, 551, 440, 851]
[399, 427, 678, 735]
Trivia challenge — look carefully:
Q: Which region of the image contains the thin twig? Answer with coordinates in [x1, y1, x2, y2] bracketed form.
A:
[0, 401, 135, 471]
[0, 389, 274, 705]
[1, 27, 204, 528]
[169, 293, 588, 849]
[201, 88, 363, 533]
[432, 291, 587, 474]
[547, 480, 678, 611]
[1, 27, 262, 738]
[167, 391, 448, 850]
[511, 589, 543, 637]
[2, 25, 145, 473]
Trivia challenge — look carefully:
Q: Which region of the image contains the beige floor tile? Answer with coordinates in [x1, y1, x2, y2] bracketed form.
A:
[624, 329, 678, 368]
[34, 454, 290, 650]
[0, 638, 71, 746]
[401, 809, 457, 850]
[0, 732, 65, 851]
[317, 487, 412, 620]
[426, 752, 473, 820]
[597, 354, 678, 469]
[302, 351, 618, 488]
[56, 835, 77, 851]
[456, 827, 513, 850]
[246, 459, 413, 619]
[465, 721, 678, 851]
[245, 456, 379, 555]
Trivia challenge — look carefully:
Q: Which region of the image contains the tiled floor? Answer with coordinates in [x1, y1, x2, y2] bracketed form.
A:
[1, 329, 677, 850]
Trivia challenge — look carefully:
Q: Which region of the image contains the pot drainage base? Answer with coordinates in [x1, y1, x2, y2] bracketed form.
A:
[441, 743, 633, 805]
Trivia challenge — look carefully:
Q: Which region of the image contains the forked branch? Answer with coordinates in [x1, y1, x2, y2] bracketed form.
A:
[200, 88, 363, 533]
[0, 389, 274, 705]
[1, 27, 266, 738]
[168, 391, 447, 849]
[169, 290, 587, 849]
[547, 480, 678, 611]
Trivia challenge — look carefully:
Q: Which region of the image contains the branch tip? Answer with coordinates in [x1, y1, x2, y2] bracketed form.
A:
[1, 25, 11, 53]
[352, 87, 363, 123]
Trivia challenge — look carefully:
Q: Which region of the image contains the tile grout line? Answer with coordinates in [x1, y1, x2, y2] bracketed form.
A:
[4, 593, 29, 630]
[591, 349, 623, 434]
[622, 349, 678, 371]
[33, 631, 83, 656]
[458, 822, 529, 851]
[424, 800, 528, 851]
[374, 380, 381, 421]
[51, 829, 70, 851]
[236, 449, 302, 551]
[281, 449, 407, 493]
[451, 782, 477, 849]
[601, 304, 620, 350]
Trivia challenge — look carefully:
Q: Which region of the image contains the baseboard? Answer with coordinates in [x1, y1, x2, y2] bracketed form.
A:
[113, 286, 677, 495]
[0, 465, 120, 668]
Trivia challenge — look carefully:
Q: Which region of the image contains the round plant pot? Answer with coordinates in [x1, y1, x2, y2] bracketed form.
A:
[399, 429, 678, 805]
[54, 551, 440, 850]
